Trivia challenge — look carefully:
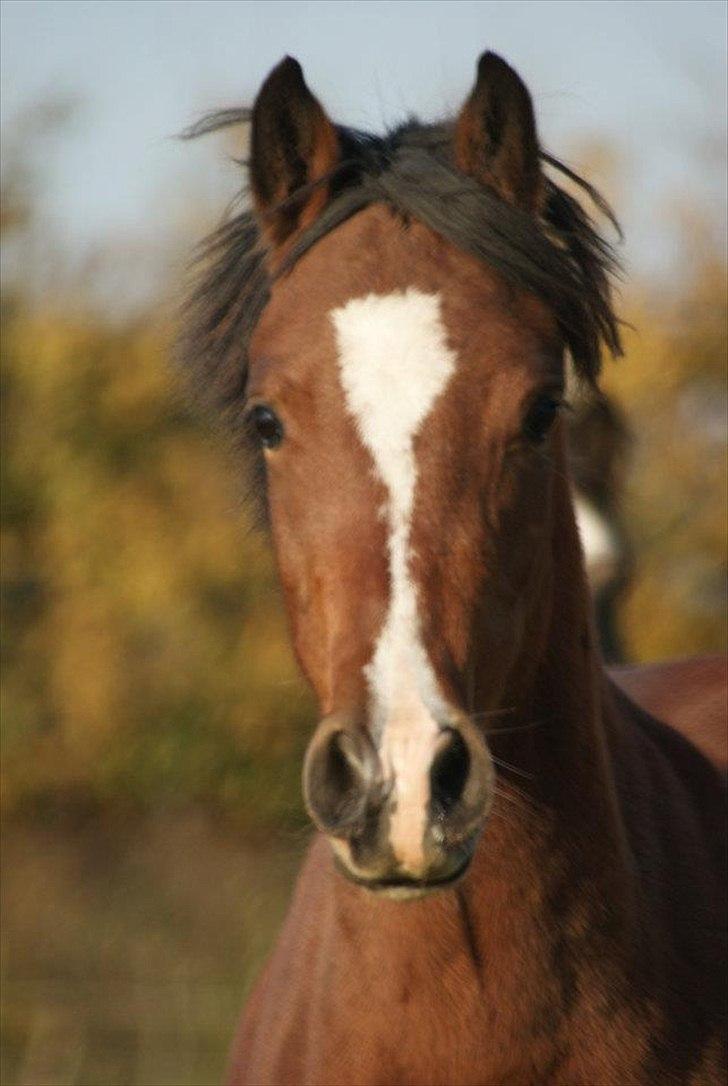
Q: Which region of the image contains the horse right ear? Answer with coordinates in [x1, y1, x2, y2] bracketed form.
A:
[250, 57, 340, 250]
[454, 52, 543, 213]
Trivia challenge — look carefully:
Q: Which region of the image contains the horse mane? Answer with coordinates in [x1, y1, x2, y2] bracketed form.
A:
[178, 112, 622, 442]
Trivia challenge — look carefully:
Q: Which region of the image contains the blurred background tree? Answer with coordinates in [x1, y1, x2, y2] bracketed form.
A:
[1, 117, 314, 827]
[609, 227, 727, 660]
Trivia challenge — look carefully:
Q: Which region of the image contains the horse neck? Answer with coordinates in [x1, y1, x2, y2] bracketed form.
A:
[484, 440, 633, 889]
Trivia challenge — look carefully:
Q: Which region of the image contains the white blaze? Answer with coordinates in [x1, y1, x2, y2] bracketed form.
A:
[331, 289, 457, 872]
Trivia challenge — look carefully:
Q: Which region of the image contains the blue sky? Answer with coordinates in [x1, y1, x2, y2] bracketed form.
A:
[2, 0, 726, 292]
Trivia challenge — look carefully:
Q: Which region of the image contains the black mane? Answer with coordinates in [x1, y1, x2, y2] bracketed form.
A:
[179, 114, 622, 439]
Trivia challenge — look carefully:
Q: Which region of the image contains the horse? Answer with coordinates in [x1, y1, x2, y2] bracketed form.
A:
[181, 52, 727, 1086]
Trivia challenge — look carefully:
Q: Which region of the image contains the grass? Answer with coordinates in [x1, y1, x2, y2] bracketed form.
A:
[0, 808, 307, 1086]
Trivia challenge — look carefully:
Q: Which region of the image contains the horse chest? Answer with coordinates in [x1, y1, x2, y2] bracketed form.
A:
[272, 970, 559, 1086]
[231, 829, 725, 1086]
[237, 898, 577, 1085]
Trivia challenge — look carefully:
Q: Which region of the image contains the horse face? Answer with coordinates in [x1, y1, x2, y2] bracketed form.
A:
[247, 202, 564, 895]
[232, 52, 596, 895]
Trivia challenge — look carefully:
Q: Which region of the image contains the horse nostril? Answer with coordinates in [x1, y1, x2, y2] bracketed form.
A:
[327, 732, 353, 789]
[303, 723, 378, 837]
[430, 728, 471, 816]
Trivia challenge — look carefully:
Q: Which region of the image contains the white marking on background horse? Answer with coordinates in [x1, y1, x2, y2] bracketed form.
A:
[574, 495, 620, 593]
[331, 289, 456, 872]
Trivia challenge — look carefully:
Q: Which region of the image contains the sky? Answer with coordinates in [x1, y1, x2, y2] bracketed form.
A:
[1, 0, 726, 298]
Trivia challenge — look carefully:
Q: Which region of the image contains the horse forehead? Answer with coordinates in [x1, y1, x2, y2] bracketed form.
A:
[327, 285, 549, 429]
[251, 206, 561, 397]
[331, 289, 458, 450]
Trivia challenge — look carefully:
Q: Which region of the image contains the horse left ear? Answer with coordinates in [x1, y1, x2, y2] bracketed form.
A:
[250, 56, 340, 249]
[454, 52, 543, 213]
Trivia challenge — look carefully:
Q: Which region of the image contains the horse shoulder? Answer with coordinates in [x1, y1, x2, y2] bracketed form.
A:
[600, 664, 727, 1083]
[610, 655, 727, 773]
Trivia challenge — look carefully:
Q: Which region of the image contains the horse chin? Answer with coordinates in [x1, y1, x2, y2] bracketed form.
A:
[332, 846, 475, 900]
[371, 883, 440, 902]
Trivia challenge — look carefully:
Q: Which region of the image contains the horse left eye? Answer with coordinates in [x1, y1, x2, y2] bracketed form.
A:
[248, 404, 284, 449]
[523, 397, 561, 444]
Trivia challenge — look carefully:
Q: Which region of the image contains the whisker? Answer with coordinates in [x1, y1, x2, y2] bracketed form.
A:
[493, 787, 524, 809]
[494, 781, 541, 815]
[485, 807, 518, 834]
[491, 756, 536, 781]
[469, 706, 517, 722]
[485, 717, 552, 736]
[504, 784, 538, 810]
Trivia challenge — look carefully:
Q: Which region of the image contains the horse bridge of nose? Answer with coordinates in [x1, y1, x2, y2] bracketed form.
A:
[329, 287, 461, 875]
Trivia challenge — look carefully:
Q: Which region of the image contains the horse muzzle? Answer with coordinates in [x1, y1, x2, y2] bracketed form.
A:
[303, 711, 494, 896]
